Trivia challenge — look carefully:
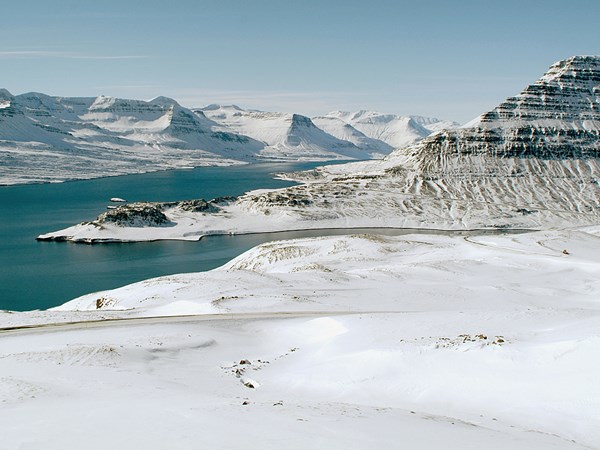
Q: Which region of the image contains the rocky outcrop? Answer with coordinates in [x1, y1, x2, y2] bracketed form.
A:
[90, 198, 226, 228]
[97, 203, 172, 227]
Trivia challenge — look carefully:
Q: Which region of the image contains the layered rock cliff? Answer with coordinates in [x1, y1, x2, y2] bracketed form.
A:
[234, 56, 600, 231]
[407, 55, 600, 166]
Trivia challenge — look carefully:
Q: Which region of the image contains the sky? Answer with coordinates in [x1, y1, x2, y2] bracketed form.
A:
[1, 0, 599, 123]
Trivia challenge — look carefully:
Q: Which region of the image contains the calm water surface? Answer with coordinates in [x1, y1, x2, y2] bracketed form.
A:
[0, 162, 340, 311]
[1, 161, 526, 312]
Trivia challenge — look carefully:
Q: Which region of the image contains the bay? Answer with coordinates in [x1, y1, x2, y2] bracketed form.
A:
[0, 162, 334, 311]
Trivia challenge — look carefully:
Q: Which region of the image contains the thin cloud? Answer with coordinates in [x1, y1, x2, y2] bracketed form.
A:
[170, 88, 367, 116]
[423, 75, 530, 83]
[94, 84, 163, 90]
[0, 51, 148, 60]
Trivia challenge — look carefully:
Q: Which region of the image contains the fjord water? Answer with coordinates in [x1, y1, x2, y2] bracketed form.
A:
[0, 162, 334, 311]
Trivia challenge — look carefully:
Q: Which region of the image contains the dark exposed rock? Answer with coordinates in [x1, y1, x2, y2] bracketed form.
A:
[516, 208, 537, 215]
[211, 131, 249, 143]
[177, 199, 219, 213]
[253, 192, 313, 207]
[97, 202, 171, 227]
[210, 196, 237, 206]
[88, 197, 227, 228]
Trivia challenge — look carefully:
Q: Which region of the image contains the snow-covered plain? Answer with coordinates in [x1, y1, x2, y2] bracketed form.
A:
[2, 229, 599, 449]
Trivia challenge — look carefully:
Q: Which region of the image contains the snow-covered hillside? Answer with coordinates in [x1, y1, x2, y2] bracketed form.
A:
[311, 115, 394, 156]
[0, 92, 262, 184]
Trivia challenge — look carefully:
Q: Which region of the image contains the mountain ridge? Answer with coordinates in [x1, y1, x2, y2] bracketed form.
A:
[0, 90, 455, 185]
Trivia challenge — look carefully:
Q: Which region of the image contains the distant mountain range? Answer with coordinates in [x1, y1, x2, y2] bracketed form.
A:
[0, 89, 457, 185]
[38, 55, 600, 242]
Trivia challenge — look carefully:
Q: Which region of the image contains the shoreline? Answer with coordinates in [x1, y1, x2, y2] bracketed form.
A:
[36, 225, 537, 244]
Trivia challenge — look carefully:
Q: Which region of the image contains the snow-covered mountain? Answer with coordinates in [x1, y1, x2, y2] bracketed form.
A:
[197, 105, 381, 160]
[319, 110, 460, 149]
[381, 55, 600, 202]
[297, 56, 600, 229]
[286, 56, 599, 230]
[39, 56, 600, 242]
[0, 92, 456, 185]
[310, 115, 394, 156]
[0, 92, 266, 184]
[199, 105, 458, 160]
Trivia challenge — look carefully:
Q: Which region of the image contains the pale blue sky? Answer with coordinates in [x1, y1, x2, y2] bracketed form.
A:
[1, 0, 598, 122]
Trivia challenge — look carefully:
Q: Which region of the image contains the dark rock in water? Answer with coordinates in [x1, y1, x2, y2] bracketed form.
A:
[97, 202, 171, 227]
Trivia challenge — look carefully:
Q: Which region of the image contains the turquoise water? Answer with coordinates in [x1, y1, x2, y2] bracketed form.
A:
[0, 162, 336, 311]
[0, 162, 527, 312]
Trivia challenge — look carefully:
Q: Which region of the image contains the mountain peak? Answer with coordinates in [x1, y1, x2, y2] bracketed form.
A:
[90, 95, 117, 109]
[149, 96, 179, 107]
[290, 113, 314, 128]
[538, 55, 600, 87]
[469, 55, 600, 127]
[408, 55, 600, 164]
[0, 88, 14, 101]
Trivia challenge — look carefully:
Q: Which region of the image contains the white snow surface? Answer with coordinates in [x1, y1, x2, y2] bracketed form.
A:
[2, 229, 600, 449]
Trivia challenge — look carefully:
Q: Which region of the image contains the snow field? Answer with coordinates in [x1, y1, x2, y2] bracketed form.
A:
[2, 229, 598, 448]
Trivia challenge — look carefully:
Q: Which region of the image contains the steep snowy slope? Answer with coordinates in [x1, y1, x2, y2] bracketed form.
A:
[381, 55, 600, 203]
[311, 115, 394, 156]
[40, 56, 600, 241]
[198, 105, 378, 160]
[323, 110, 460, 149]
